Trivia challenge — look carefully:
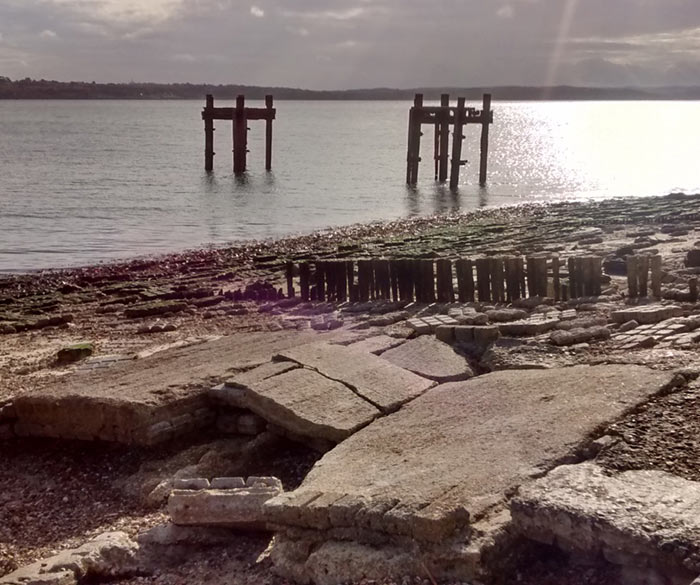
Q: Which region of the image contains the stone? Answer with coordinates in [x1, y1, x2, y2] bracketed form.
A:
[435, 325, 455, 344]
[611, 305, 682, 325]
[275, 342, 435, 413]
[172, 478, 210, 490]
[55, 343, 94, 365]
[124, 301, 188, 319]
[211, 477, 246, 489]
[225, 367, 380, 443]
[511, 463, 700, 584]
[472, 325, 501, 346]
[457, 312, 489, 326]
[212, 361, 300, 407]
[549, 326, 611, 347]
[619, 319, 639, 332]
[0, 532, 137, 585]
[380, 336, 473, 383]
[266, 365, 675, 584]
[686, 249, 700, 267]
[498, 318, 559, 336]
[485, 308, 528, 322]
[168, 477, 283, 529]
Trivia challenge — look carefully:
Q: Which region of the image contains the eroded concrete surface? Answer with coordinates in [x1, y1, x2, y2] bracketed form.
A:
[264, 364, 676, 583]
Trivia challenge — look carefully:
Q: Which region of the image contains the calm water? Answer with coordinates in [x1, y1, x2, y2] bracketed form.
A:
[1, 99, 700, 272]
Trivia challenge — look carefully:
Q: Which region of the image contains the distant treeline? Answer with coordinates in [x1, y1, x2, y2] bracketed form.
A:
[1, 76, 700, 100]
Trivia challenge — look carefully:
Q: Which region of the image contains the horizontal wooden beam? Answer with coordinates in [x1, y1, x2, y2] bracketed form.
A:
[202, 107, 276, 121]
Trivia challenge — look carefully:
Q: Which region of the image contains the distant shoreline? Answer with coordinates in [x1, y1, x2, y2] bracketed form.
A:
[2, 78, 700, 101]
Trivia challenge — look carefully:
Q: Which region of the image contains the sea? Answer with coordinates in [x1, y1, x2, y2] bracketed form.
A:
[1, 99, 699, 272]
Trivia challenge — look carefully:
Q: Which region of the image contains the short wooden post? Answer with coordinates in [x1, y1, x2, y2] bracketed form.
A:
[552, 256, 561, 301]
[690, 277, 699, 303]
[526, 256, 536, 298]
[389, 260, 400, 302]
[436, 259, 455, 303]
[325, 261, 337, 302]
[535, 257, 548, 297]
[591, 256, 602, 296]
[315, 262, 326, 302]
[491, 257, 505, 303]
[398, 260, 414, 302]
[335, 261, 347, 302]
[456, 259, 475, 302]
[422, 260, 436, 303]
[449, 97, 466, 190]
[561, 284, 569, 301]
[505, 257, 519, 301]
[265, 95, 274, 171]
[204, 94, 215, 171]
[568, 257, 577, 299]
[406, 94, 423, 185]
[285, 261, 295, 298]
[627, 256, 639, 299]
[375, 260, 391, 300]
[299, 263, 311, 301]
[650, 255, 662, 299]
[517, 257, 526, 300]
[476, 258, 491, 302]
[581, 256, 592, 297]
[479, 93, 492, 186]
[233, 95, 248, 174]
[638, 255, 650, 298]
[358, 260, 372, 302]
[438, 94, 450, 183]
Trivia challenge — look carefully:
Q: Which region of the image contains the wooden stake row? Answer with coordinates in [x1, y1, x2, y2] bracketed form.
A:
[627, 254, 663, 299]
[285, 255, 603, 303]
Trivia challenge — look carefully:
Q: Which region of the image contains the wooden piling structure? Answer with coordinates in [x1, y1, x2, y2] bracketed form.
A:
[406, 93, 493, 186]
[358, 260, 372, 302]
[455, 259, 475, 302]
[627, 256, 639, 298]
[476, 258, 491, 302]
[638, 255, 650, 298]
[551, 256, 560, 301]
[479, 93, 492, 186]
[436, 259, 455, 303]
[201, 94, 276, 172]
[491, 258, 505, 303]
[285, 261, 295, 298]
[299, 262, 310, 301]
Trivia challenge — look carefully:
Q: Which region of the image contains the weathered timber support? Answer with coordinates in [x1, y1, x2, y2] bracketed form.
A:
[479, 93, 492, 186]
[490, 257, 505, 303]
[285, 261, 295, 298]
[406, 94, 423, 185]
[568, 257, 578, 299]
[233, 95, 248, 174]
[638, 255, 650, 298]
[204, 94, 215, 171]
[438, 94, 450, 183]
[265, 95, 273, 171]
[422, 260, 436, 303]
[551, 256, 561, 301]
[449, 97, 466, 190]
[627, 256, 639, 299]
[314, 261, 326, 302]
[455, 259, 474, 303]
[436, 259, 455, 303]
[375, 260, 391, 300]
[299, 263, 311, 301]
[357, 260, 372, 302]
[389, 261, 400, 302]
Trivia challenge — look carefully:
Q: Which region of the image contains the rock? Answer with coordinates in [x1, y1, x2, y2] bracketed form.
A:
[275, 342, 435, 413]
[686, 249, 700, 267]
[0, 532, 138, 585]
[511, 463, 700, 583]
[224, 367, 380, 443]
[346, 335, 405, 355]
[611, 305, 682, 325]
[138, 523, 247, 547]
[498, 317, 559, 336]
[124, 301, 188, 319]
[266, 365, 675, 584]
[168, 476, 283, 529]
[457, 312, 489, 325]
[485, 308, 528, 322]
[435, 325, 455, 344]
[55, 343, 94, 365]
[172, 478, 210, 490]
[380, 336, 473, 383]
[619, 319, 639, 332]
[549, 326, 611, 347]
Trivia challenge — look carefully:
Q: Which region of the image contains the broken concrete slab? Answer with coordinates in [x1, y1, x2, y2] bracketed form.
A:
[275, 342, 435, 413]
[345, 335, 406, 355]
[12, 330, 322, 445]
[168, 476, 283, 530]
[222, 367, 380, 444]
[498, 317, 559, 336]
[550, 326, 611, 346]
[380, 336, 474, 382]
[266, 365, 676, 583]
[511, 463, 700, 585]
[612, 305, 682, 325]
[480, 340, 576, 371]
[0, 532, 137, 585]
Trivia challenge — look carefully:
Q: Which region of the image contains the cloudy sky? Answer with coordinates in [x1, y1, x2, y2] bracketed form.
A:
[1, 0, 699, 89]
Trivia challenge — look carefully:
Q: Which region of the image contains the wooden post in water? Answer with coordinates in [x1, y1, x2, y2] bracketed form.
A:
[449, 97, 466, 190]
[204, 94, 215, 171]
[479, 93, 492, 186]
[406, 94, 423, 185]
[438, 94, 450, 183]
[265, 95, 274, 171]
[233, 95, 248, 174]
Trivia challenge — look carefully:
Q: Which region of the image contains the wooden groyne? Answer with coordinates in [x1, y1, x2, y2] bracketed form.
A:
[284, 255, 611, 304]
[201, 94, 276, 173]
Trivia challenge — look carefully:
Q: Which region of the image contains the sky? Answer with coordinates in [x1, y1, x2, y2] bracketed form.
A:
[1, 0, 700, 89]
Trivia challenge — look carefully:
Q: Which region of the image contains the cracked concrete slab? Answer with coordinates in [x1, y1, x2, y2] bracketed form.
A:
[266, 364, 677, 583]
[380, 336, 474, 382]
[511, 462, 700, 584]
[275, 342, 435, 412]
